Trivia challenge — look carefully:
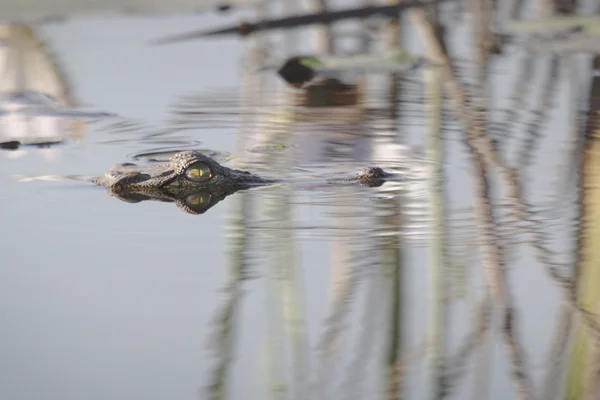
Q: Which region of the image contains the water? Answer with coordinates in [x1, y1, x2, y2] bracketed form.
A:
[0, 4, 594, 400]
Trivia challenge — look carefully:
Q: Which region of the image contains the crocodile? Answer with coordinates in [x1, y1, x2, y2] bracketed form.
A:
[91, 150, 398, 215]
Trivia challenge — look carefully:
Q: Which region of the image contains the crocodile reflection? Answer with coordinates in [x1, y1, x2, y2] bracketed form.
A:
[91, 150, 396, 214]
[103, 185, 241, 215]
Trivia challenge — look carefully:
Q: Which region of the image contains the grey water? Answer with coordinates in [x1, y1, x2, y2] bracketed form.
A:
[0, 3, 592, 400]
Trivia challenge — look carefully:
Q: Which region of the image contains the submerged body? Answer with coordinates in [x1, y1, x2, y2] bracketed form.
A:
[91, 150, 396, 214]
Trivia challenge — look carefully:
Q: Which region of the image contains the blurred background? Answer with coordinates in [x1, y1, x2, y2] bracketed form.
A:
[0, 0, 597, 399]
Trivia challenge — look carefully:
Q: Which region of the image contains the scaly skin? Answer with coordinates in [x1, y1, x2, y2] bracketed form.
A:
[91, 150, 393, 214]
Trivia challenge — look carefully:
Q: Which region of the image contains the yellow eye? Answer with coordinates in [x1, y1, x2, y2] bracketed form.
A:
[185, 162, 212, 182]
[186, 193, 205, 205]
[184, 193, 213, 214]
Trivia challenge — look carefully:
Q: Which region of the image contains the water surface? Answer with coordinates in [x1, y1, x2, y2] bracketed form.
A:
[0, 5, 594, 400]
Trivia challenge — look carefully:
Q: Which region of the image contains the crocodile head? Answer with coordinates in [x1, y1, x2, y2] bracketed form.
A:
[90, 150, 273, 214]
[91, 150, 400, 214]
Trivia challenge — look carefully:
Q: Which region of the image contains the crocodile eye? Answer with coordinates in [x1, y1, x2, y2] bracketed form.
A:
[185, 161, 212, 182]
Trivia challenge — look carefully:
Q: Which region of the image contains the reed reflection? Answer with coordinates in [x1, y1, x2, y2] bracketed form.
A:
[0, 23, 116, 158]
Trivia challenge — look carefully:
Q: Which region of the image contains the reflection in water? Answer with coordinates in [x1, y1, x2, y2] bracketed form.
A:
[90, 150, 272, 215]
[566, 54, 600, 400]
[0, 0, 253, 23]
[90, 149, 414, 216]
[0, 23, 116, 158]
[100, 185, 242, 215]
[4, 3, 600, 400]
[176, 6, 599, 400]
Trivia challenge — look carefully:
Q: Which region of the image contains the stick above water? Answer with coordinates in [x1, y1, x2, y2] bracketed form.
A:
[150, 0, 450, 45]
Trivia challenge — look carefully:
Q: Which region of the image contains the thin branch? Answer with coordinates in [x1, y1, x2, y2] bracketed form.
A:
[410, 8, 572, 287]
[442, 298, 493, 397]
[411, 8, 536, 400]
[539, 300, 573, 399]
[516, 55, 560, 171]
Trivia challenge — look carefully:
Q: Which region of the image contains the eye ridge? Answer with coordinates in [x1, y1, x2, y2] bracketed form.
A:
[184, 161, 213, 182]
